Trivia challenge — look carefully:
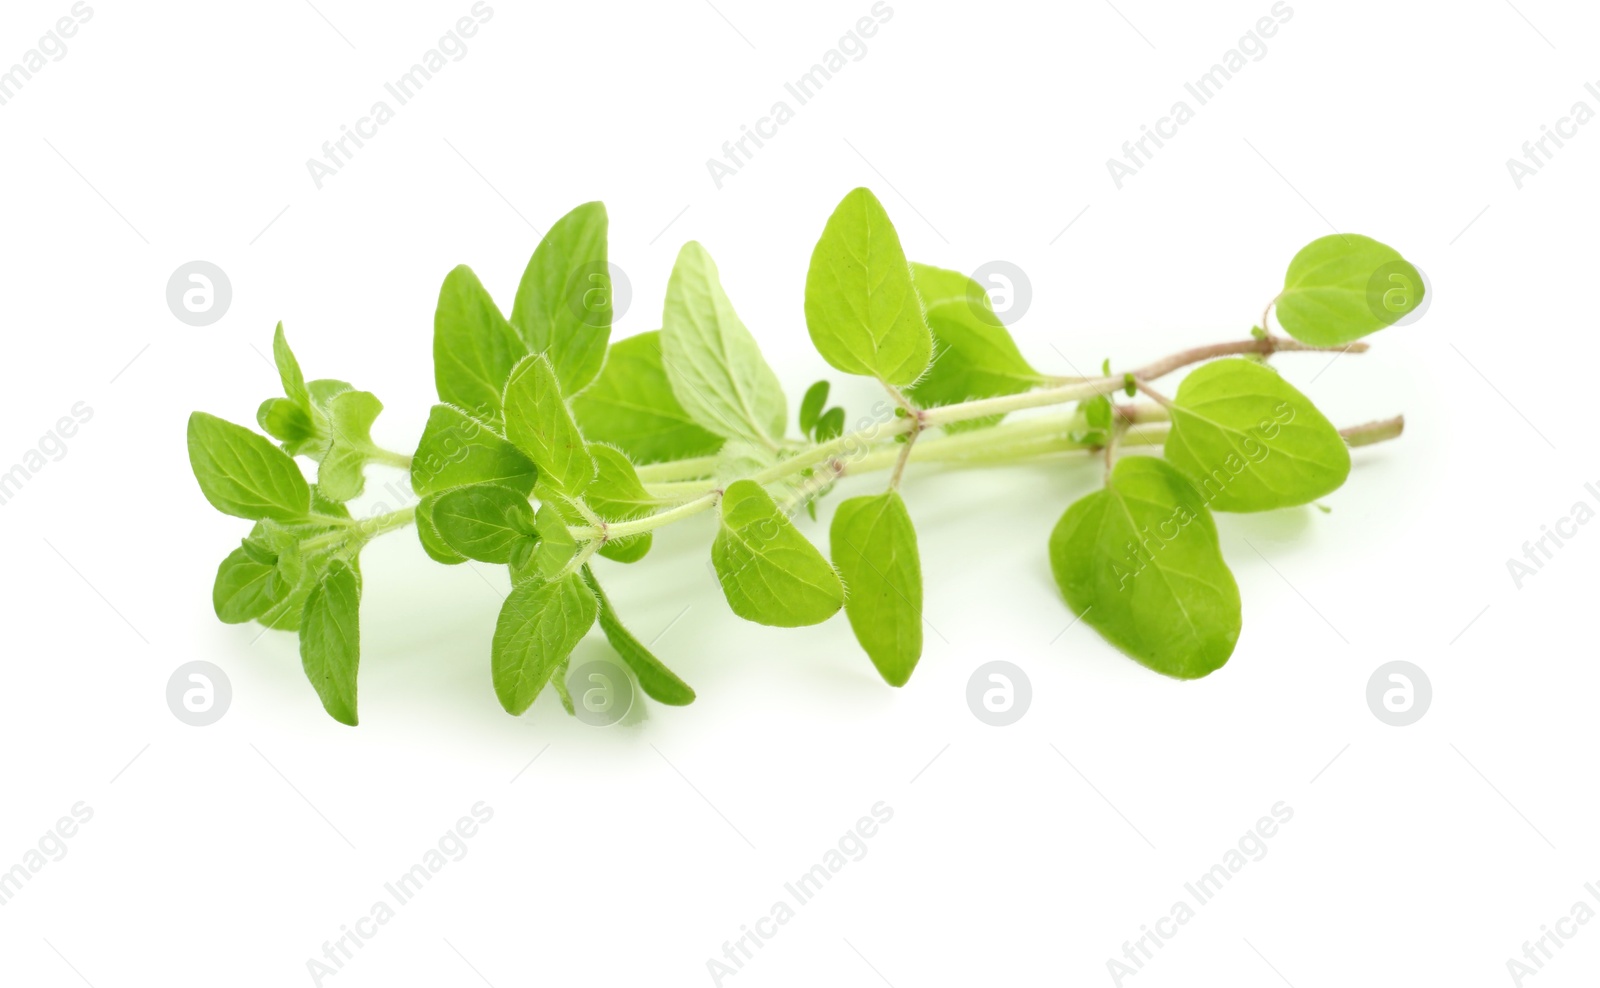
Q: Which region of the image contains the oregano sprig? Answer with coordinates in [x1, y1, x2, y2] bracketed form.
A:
[186, 191, 1422, 725]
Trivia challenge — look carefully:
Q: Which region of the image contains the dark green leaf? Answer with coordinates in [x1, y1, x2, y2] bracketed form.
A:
[814, 407, 845, 442]
[799, 381, 830, 437]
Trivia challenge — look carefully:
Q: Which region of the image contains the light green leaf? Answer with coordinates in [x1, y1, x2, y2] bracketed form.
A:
[533, 503, 577, 579]
[581, 566, 695, 705]
[1163, 359, 1351, 512]
[432, 483, 537, 564]
[187, 412, 311, 521]
[580, 444, 659, 563]
[570, 331, 724, 464]
[510, 201, 612, 395]
[1276, 234, 1424, 346]
[503, 353, 595, 496]
[492, 573, 598, 715]
[830, 492, 923, 686]
[550, 659, 577, 716]
[257, 397, 322, 452]
[307, 379, 354, 408]
[712, 480, 844, 627]
[1048, 457, 1241, 679]
[411, 404, 539, 497]
[433, 264, 528, 423]
[660, 242, 787, 445]
[415, 493, 468, 565]
[213, 545, 284, 624]
[906, 263, 1041, 432]
[299, 559, 361, 726]
[315, 390, 384, 502]
[272, 322, 309, 406]
[805, 188, 932, 385]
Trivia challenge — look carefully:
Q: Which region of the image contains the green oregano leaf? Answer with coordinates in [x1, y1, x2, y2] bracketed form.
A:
[434, 264, 528, 423]
[533, 503, 577, 579]
[660, 241, 787, 446]
[502, 353, 595, 496]
[905, 263, 1042, 432]
[213, 545, 284, 624]
[492, 573, 597, 715]
[432, 483, 538, 564]
[258, 397, 321, 453]
[1275, 234, 1424, 346]
[814, 407, 846, 442]
[583, 444, 659, 563]
[315, 389, 384, 502]
[1048, 457, 1241, 679]
[187, 412, 311, 522]
[570, 331, 724, 464]
[299, 558, 362, 726]
[410, 404, 538, 497]
[550, 659, 577, 716]
[510, 201, 612, 395]
[272, 321, 310, 406]
[830, 491, 923, 687]
[712, 480, 844, 627]
[1163, 359, 1351, 512]
[799, 381, 830, 438]
[581, 565, 695, 706]
[415, 492, 468, 565]
[805, 188, 932, 386]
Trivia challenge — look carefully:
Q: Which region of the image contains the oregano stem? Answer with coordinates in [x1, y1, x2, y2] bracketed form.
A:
[635, 455, 721, 483]
[366, 447, 414, 471]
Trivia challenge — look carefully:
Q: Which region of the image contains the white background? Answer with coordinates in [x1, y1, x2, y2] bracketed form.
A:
[1, 0, 1596, 985]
